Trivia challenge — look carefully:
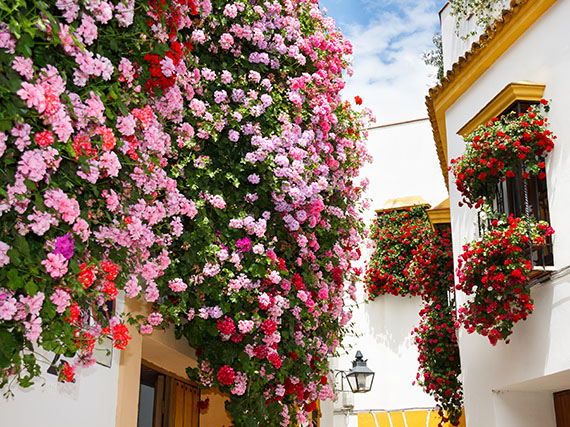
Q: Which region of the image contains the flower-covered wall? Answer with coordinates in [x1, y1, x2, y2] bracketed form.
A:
[0, 1, 373, 425]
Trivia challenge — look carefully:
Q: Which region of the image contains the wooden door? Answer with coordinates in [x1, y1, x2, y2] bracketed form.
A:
[555, 390, 570, 427]
[152, 375, 199, 427]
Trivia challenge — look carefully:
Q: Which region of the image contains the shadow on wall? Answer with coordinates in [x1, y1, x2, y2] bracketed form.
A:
[364, 294, 423, 358]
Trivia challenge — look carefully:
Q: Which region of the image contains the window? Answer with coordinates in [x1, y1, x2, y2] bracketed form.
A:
[479, 100, 554, 269]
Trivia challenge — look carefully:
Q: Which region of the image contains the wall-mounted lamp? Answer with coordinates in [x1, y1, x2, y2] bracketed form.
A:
[335, 350, 375, 394]
[345, 351, 375, 393]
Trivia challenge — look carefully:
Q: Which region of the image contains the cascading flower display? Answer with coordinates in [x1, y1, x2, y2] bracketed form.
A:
[450, 100, 555, 208]
[365, 205, 431, 297]
[409, 225, 462, 427]
[456, 215, 553, 345]
[0, 0, 372, 424]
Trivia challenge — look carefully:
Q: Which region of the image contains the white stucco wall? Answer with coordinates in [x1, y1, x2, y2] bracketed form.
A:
[442, 1, 570, 426]
[0, 297, 124, 427]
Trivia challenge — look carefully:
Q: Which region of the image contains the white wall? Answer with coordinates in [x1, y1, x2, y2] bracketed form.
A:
[443, 1, 570, 426]
[0, 296, 125, 427]
[0, 354, 120, 427]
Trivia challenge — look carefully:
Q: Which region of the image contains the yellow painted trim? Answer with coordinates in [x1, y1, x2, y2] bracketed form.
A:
[427, 197, 451, 227]
[427, 208, 451, 226]
[375, 195, 430, 213]
[457, 81, 545, 136]
[428, 0, 558, 188]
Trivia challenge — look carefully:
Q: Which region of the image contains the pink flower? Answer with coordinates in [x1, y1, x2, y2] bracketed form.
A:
[41, 253, 68, 278]
[238, 320, 254, 334]
[50, 289, 71, 313]
[209, 195, 226, 209]
[192, 29, 206, 44]
[169, 278, 188, 292]
[99, 151, 121, 177]
[0, 295, 17, 320]
[148, 312, 163, 326]
[27, 209, 58, 236]
[77, 14, 98, 45]
[24, 316, 42, 341]
[219, 33, 234, 50]
[125, 276, 141, 298]
[116, 0, 134, 26]
[203, 262, 220, 277]
[44, 189, 80, 224]
[18, 149, 47, 182]
[223, 4, 238, 18]
[0, 132, 6, 157]
[231, 371, 247, 396]
[140, 324, 153, 334]
[0, 241, 10, 267]
[12, 56, 34, 80]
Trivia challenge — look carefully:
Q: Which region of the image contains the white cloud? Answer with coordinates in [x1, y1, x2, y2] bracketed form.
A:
[338, 0, 449, 213]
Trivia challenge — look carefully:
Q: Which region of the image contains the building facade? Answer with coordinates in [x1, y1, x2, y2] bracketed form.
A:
[428, 1, 570, 426]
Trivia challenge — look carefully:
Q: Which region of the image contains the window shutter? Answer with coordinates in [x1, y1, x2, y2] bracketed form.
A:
[165, 377, 199, 427]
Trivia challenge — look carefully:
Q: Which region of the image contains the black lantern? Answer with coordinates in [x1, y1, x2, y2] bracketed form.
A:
[345, 351, 374, 393]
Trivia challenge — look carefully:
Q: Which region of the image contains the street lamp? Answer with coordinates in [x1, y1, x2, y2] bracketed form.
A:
[345, 351, 375, 393]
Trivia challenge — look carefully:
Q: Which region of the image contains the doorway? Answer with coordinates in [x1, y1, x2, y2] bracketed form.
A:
[138, 363, 200, 427]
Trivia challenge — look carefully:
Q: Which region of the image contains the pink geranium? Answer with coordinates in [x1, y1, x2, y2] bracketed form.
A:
[41, 253, 68, 278]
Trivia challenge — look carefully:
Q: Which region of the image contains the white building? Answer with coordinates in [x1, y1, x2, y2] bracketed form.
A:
[428, 0, 570, 426]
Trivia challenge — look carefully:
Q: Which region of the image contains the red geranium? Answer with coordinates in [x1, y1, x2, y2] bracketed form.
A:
[217, 365, 236, 385]
[451, 102, 555, 207]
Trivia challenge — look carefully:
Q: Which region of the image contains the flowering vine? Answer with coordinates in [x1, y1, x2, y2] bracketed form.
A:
[365, 204, 463, 425]
[409, 225, 462, 426]
[0, 0, 372, 424]
[449, 0, 509, 39]
[365, 206, 431, 298]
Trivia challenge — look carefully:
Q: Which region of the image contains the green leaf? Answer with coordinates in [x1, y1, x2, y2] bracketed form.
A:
[25, 280, 37, 296]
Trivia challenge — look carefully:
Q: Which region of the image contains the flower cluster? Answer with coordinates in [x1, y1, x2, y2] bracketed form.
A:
[456, 216, 554, 345]
[365, 206, 431, 297]
[449, 0, 505, 39]
[409, 226, 462, 426]
[450, 101, 555, 208]
[0, 0, 372, 424]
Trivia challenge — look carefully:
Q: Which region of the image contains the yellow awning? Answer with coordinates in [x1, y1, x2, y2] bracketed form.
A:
[358, 409, 466, 427]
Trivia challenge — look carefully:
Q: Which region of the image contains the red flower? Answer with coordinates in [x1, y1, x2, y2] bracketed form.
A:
[217, 365, 235, 385]
[78, 263, 95, 288]
[102, 281, 118, 300]
[217, 316, 235, 336]
[267, 353, 282, 369]
[101, 261, 119, 280]
[35, 130, 55, 147]
[197, 398, 210, 411]
[261, 319, 277, 335]
[59, 361, 75, 383]
[111, 323, 132, 350]
[354, 96, 362, 105]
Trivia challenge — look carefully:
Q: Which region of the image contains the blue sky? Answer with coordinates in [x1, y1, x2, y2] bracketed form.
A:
[319, 0, 446, 122]
[320, 0, 446, 30]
